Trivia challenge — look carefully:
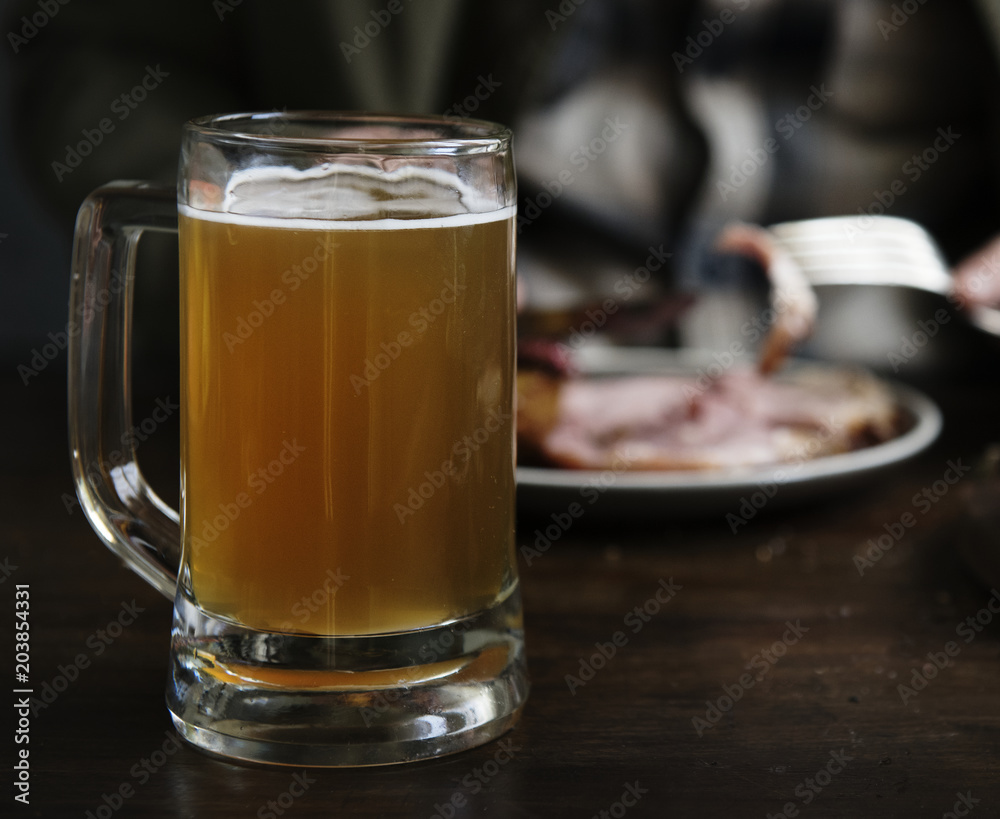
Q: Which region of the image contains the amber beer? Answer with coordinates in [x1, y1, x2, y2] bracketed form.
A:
[178, 179, 516, 637]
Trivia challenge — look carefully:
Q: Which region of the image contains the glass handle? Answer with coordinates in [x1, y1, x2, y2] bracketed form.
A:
[68, 181, 180, 600]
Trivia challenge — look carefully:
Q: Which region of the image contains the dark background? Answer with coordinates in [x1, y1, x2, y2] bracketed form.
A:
[3, 2, 1000, 817]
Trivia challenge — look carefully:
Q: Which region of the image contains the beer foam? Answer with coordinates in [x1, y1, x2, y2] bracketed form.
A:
[181, 165, 513, 230]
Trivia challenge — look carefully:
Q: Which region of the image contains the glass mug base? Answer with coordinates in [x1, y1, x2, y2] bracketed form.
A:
[166, 586, 528, 766]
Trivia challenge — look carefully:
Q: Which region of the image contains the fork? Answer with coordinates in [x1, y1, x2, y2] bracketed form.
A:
[767, 215, 1000, 337]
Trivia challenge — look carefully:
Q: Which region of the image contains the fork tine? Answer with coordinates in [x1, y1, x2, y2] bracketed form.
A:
[766, 215, 952, 294]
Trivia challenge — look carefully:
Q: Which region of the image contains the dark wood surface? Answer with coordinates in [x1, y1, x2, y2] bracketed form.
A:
[4, 369, 1000, 818]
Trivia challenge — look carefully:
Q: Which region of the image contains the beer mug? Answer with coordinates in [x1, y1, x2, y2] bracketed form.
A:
[68, 112, 527, 765]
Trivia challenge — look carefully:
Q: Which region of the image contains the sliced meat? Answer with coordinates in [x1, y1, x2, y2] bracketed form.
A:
[517, 366, 901, 471]
[715, 222, 819, 375]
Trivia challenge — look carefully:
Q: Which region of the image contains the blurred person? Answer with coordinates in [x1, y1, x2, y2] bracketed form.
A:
[4, 0, 999, 373]
[509, 0, 1000, 362]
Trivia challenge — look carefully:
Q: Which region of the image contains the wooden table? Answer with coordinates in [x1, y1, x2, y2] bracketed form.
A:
[4, 369, 999, 818]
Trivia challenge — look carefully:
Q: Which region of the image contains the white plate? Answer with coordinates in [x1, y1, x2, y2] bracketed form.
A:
[515, 347, 942, 519]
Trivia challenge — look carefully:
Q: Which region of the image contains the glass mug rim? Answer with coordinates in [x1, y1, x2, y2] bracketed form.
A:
[185, 110, 512, 156]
